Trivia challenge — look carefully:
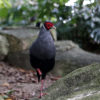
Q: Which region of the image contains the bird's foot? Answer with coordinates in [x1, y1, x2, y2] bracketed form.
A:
[38, 93, 47, 98]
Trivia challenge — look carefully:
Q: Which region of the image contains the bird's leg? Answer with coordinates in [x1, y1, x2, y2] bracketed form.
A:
[37, 68, 42, 76]
[38, 79, 47, 98]
[36, 68, 47, 98]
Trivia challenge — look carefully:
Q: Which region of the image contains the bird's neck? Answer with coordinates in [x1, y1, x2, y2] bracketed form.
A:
[38, 26, 51, 39]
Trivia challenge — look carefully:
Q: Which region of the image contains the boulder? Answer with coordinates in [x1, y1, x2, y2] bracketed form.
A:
[0, 33, 23, 58]
[32, 63, 100, 100]
[2, 34, 23, 53]
[6, 40, 100, 76]
[0, 27, 39, 49]
[7, 50, 32, 69]
[53, 41, 100, 76]
[0, 35, 9, 60]
[0, 27, 39, 63]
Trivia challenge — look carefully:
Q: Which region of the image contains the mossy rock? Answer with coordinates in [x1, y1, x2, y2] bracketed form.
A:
[0, 33, 23, 53]
[52, 41, 100, 76]
[7, 50, 32, 69]
[0, 34, 9, 60]
[0, 27, 39, 50]
[52, 61, 79, 76]
[4, 34, 22, 53]
[32, 63, 100, 100]
[0, 33, 23, 60]
[0, 27, 38, 63]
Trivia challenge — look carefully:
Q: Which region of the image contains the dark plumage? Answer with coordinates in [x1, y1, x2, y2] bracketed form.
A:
[29, 55, 55, 81]
[29, 22, 56, 98]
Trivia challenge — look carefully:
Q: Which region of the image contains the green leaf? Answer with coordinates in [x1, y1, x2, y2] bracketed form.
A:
[0, 8, 8, 18]
[0, 0, 11, 8]
[3, 0, 12, 8]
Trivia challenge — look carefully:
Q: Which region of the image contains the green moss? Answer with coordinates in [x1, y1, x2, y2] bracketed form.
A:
[52, 60, 82, 76]
[32, 63, 100, 100]
[56, 89, 100, 100]
[82, 94, 100, 100]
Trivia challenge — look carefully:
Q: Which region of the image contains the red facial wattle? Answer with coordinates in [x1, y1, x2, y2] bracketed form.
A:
[44, 22, 54, 30]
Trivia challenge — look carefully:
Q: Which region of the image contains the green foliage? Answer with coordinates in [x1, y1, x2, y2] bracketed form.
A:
[56, 1, 99, 48]
[0, 0, 11, 8]
[0, 0, 36, 25]
[0, 8, 8, 18]
[0, 0, 11, 20]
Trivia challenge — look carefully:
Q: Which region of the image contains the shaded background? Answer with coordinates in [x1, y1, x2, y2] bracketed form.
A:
[0, 0, 100, 53]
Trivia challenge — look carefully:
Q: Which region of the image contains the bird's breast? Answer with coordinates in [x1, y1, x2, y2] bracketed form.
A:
[30, 37, 55, 59]
[30, 28, 56, 59]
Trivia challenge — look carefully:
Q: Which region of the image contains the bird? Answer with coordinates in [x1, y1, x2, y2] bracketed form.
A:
[29, 22, 57, 98]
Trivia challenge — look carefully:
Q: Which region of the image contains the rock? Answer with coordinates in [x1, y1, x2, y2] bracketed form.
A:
[7, 50, 32, 69]
[0, 32, 25, 61]
[32, 63, 100, 100]
[2, 34, 23, 53]
[0, 27, 39, 50]
[53, 41, 100, 76]
[55, 40, 79, 52]
[0, 27, 39, 66]
[0, 35, 9, 60]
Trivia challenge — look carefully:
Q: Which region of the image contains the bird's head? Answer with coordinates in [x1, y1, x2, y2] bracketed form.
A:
[44, 22, 57, 41]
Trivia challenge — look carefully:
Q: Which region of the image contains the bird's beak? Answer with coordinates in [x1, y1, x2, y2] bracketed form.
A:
[50, 26, 57, 41]
[52, 26, 56, 29]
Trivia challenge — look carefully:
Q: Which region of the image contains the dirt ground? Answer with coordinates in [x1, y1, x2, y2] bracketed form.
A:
[0, 62, 56, 100]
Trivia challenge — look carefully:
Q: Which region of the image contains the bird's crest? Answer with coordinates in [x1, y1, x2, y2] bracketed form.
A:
[44, 22, 54, 30]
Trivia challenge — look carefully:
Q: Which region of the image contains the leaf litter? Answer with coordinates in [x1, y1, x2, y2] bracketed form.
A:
[0, 62, 56, 100]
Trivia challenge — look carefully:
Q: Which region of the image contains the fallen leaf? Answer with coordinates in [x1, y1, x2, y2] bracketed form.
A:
[2, 82, 10, 87]
[31, 78, 37, 83]
[18, 68, 26, 73]
[5, 98, 12, 100]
